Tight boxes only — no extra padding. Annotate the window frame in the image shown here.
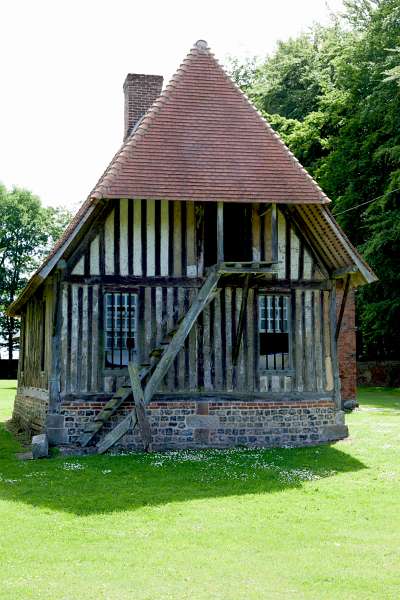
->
[103,290,138,370]
[257,293,293,373]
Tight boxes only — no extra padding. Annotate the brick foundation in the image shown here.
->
[60,396,348,450]
[12,389,48,435]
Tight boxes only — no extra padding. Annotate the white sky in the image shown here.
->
[0,0,343,212]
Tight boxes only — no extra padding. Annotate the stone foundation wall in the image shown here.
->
[12,388,49,435]
[60,395,348,450]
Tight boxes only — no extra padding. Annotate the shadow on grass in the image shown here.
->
[0,421,366,516]
[357,387,400,410]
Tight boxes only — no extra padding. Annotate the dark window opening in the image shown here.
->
[40,301,46,371]
[259,295,290,370]
[224,203,252,262]
[104,292,137,368]
[203,202,217,268]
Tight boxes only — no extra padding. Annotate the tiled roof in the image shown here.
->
[91,40,329,204]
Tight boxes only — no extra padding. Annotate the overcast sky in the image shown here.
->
[0,0,343,212]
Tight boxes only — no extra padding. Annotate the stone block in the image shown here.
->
[47,427,68,445]
[32,434,49,459]
[46,413,65,429]
[187,415,220,429]
[321,424,349,442]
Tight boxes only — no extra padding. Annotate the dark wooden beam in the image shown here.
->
[232,274,250,366]
[271,203,278,263]
[335,275,351,343]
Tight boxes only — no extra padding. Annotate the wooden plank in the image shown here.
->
[66,274,204,287]
[80,286,88,393]
[104,209,114,275]
[119,199,129,276]
[323,290,334,391]
[271,203,278,263]
[70,285,79,393]
[252,203,261,262]
[303,249,312,279]
[186,201,197,276]
[91,285,99,392]
[290,229,300,280]
[61,283,69,393]
[295,289,303,392]
[217,201,224,262]
[90,236,100,275]
[225,287,233,391]
[203,301,212,390]
[128,363,152,451]
[177,287,186,390]
[146,199,156,276]
[97,412,137,454]
[232,274,250,366]
[173,201,182,276]
[160,200,169,276]
[314,290,324,392]
[195,204,204,277]
[335,275,351,342]
[277,209,286,278]
[213,290,223,390]
[188,288,198,391]
[133,199,142,275]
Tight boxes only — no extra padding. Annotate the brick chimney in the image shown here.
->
[123,74,163,140]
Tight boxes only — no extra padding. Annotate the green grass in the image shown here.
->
[0,381,399,600]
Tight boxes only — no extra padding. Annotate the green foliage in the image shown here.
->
[0,185,71,358]
[229,0,400,359]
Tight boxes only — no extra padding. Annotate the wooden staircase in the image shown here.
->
[78,269,221,452]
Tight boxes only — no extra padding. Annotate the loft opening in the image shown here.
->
[203,202,253,267]
[258,294,290,370]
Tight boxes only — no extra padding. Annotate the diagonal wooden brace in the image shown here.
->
[96,269,221,454]
[128,362,152,451]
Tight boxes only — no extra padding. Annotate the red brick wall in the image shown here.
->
[123,74,163,140]
[336,283,357,402]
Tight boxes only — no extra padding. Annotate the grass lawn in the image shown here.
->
[0,381,399,599]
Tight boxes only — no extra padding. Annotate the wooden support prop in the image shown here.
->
[335,275,351,343]
[97,270,221,452]
[128,362,152,451]
[217,201,224,262]
[96,412,137,455]
[232,274,250,366]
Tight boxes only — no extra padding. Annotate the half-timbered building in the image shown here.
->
[8,40,376,452]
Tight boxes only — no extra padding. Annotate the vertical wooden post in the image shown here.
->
[48,268,64,413]
[271,203,278,263]
[329,284,342,409]
[217,201,224,263]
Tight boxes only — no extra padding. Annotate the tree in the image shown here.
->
[0,185,71,359]
[229,0,400,359]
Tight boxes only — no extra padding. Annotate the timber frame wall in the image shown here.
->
[14,198,351,445]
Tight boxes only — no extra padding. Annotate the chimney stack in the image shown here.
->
[123,74,163,140]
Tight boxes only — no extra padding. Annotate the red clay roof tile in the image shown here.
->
[91,40,329,204]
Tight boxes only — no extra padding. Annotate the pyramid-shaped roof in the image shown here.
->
[92,40,329,204]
